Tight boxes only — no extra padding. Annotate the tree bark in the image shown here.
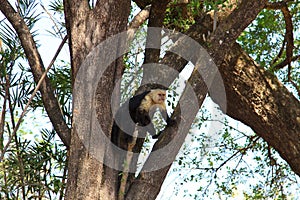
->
[125,0,299,196]
[63,0,131,199]
[2,0,299,199]
[216,43,300,176]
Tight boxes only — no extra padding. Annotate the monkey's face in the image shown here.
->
[152,90,166,104]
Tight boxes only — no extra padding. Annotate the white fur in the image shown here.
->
[139,89,166,112]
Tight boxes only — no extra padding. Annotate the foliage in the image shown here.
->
[0,0,300,199]
[48,61,72,125]
[46,0,66,38]
[0,0,68,199]
[0,130,67,199]
[237,1,300,98]
[164,105,300,199]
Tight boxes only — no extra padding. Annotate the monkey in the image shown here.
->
[112,89,174,147]
[129,89,172,138]
[111,89,176,194]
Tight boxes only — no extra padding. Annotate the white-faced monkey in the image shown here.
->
[112,89,174,147]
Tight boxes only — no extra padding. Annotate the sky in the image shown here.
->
[1,1,300,199]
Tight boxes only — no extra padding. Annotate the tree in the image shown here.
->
[0,0,299,199]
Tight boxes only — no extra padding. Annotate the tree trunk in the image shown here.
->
[2,0,299,199]
[63,0,131,199]
[63,0,300,199]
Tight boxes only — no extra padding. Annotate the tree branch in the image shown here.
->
[0,0,71,147]
[270,37,286,67]
[267,2,295,87]
[273,55,300,70]
[128,5,151,41]
[126,0,299,198]
[218,42,300,175]
[265,0,294,10]
[193,0,300,177]
[143,0,171,64]
[208,0,268,67]
[128,6,151,30]
[280,3,294,79]
[0,35,69,161]
[0,75,9,150]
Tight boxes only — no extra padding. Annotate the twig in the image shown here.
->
[0,35,68,161]
[270,37,286,66]
[0,75,9,150]
[202,136,260,195]
[289,80,300,97]
[6,74,26,199]
[272,55,300,70]
[118,124,139,200]
[39,1,64,39]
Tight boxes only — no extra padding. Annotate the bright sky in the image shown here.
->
[1,1,299,199]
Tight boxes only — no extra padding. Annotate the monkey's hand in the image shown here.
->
[166,117,176,126]
[152,132,161,139]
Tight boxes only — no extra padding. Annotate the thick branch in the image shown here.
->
[199,0,300,176]
[128,6,151,30]
[128,5,151,41]
[126,0,269,198]
[63,0,90,80]
[265,0,294,9]
[209,0,268,67]
[219,43,300,175]
[281,3,294,78]
[194,0,300,176]
[143,0,171,64]
[0,0,71,147]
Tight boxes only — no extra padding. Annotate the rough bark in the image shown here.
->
[126,0,300,198]
[218,43,300,176]
[127,2,300,198]
[3,0,299,199]
[143,0,171,64]
[63,0,131,199]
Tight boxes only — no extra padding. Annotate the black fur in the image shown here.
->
[112,90,172,146]
[129,91,151,126]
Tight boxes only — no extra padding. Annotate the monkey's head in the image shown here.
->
[150,89,166,104]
